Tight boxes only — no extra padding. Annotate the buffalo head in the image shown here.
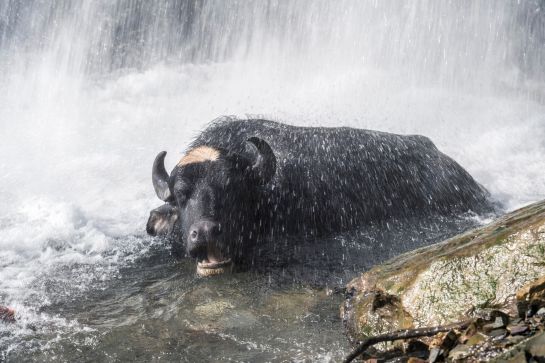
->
[147,137,276,276]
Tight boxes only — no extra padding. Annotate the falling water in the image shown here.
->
[1,1,545,361]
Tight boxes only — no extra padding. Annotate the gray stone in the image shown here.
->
[448,344,470,360]
[508,324,529,335]
[428,348,443,363]
[495,350,528,363]
[342,200,545,337]
[526,331,545,357]
[466,332,488,346]
[484,316,508,332]
[488,328,508,339]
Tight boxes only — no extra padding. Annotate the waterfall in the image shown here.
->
[2,1,544,90]
[0,2,544,358]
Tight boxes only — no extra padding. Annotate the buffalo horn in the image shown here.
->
[152,151,173,202]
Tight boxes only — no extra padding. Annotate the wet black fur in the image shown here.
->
[154,117,495,264]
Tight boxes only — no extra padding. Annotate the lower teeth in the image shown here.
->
[196,264,232,276]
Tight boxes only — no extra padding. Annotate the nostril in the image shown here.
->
[190,229,198,241]
[146,220,156,236]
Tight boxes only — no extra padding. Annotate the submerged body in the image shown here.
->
[148,118,494,275]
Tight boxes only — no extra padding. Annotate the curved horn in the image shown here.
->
[246,137,276,185]
[152,151,173,202]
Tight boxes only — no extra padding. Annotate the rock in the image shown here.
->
[194,300,234,319]
[407,340,429,351]
[525,331,545,357]
[0,306,15,323]
[507,324,529,335]
[466,332,488,346]
[516,275,545,318]
[342,200,545,340]
[484,316,509,332]
[430,330,458,350]
[516,275,545,302]
[492,332,545,362]
[261,289,322,319]
[504,335,526,346]
[406,340,429,358]
[460,321,481,343]
[428,348,443,363]
[407,358,427,363]
[341,290,413,350]
[488,328,507,339]
[448,344,470,360]
[494,350,528,363]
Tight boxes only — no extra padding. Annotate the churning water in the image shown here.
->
[1,1,545,361]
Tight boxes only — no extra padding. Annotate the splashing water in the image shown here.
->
[1,1,544,361]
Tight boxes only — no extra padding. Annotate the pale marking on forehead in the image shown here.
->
[178,146,220,166]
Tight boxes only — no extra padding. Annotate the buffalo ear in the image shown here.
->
[244,137,276,185]
[146,204,179,236]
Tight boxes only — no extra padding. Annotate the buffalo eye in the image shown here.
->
[173,180,192,205]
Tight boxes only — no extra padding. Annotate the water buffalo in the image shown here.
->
[147,118,494,276]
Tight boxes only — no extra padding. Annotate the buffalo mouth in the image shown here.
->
[196,245,233,277]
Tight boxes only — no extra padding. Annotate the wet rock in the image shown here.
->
[492,332,545,362]
[466,332,488,346]
[261,289,322,322]
[405,340,429,359]
[0,306,15,323]
[342,290,413,350]
[459,320,482,343]
[448,344,470,360]
[488,328,508,339]
[525,331,545,357]
[494,350,528,363]
[507,324,529,335]
[407,358,427,363]
[504,335,526,346]
[194,300,234,319]
[428,348,443,363]
[516,275,545,302]
[469,308,510,322]
[429,330,458,351]
[342,200,545,337]
[341,200,545,362]
[484,316,509,332]
[218,310,258,329]
[511,317,523,325]
[516,275,545,319]
[344,308,544,362]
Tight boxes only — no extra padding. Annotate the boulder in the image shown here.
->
[342,200,545,343]
[492,332,545,362]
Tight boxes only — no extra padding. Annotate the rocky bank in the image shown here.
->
[342,200,545,362]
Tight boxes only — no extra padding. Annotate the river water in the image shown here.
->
[1,1,545,361]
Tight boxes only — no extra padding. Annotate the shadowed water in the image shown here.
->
[0,213,483,361]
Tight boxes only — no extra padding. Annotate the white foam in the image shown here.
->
[1,61,543,309]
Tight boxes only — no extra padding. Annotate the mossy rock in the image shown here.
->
[342,200,545,342]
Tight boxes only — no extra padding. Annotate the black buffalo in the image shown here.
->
[147,118,493,276]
